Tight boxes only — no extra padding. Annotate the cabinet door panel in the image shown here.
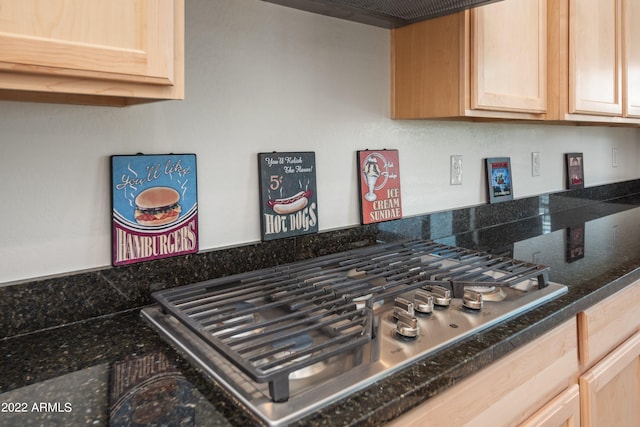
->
[580,331,640,427]
[519,384,580,427]
[0,0,175,86]
[624,0,640,117]
[569,0,622,116]
[472,0,546,113]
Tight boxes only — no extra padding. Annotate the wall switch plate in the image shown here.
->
[531,152,540,176]
[450,155,463,185]
[532,251,541,264]
[612,148,618,167]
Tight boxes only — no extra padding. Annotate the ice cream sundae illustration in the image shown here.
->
[363,155,382,201]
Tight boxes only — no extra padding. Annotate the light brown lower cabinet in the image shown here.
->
[519,384,580,427]
[575,279,640,427]
[577,280,640,368]
[386,318,578,427]
[579,331,640,427]
[387,280,640,427]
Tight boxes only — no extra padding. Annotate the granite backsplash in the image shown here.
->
[2,179,640,339]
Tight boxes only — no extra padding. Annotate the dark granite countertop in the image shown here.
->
[2,182,640,426]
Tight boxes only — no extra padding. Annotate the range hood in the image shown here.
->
[261,0,503,28]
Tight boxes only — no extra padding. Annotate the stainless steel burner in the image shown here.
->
[464,285,506,302]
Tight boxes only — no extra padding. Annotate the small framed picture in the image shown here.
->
[111,153,199,266]
[565,224,585,263]
[565,153,584,189]
[485,157,513,203]
[357,149,402,224]
[258,151,318,241]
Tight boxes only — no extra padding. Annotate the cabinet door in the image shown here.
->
[391,1,546,120]
[471,0,546,113]
[569,0,622,116]
[0,0,183,104]
[623,0,640,117]
[580,331,640,427]
[519,385,580,427]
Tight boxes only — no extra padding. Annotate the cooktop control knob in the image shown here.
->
[393,297,419,338]
[462,289,483,310]
[393,297,415,318]
[425,285,451,307]
[394,310,419,338]
[414,290,434,314]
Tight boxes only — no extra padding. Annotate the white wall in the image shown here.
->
[1,0,638,285]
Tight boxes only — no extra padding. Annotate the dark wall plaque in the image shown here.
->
[566,152,584,190]
[486,157,514,203]
[258,152,318,241]
[566,224,585,263]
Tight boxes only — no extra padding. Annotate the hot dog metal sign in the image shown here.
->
[111,154,198,266]
[258,152,318,241]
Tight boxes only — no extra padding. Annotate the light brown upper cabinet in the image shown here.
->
[546,0,640,123]
[0,0,184,106]
[569,0,621,117]
[624,0,640,118]
[391,0,547,120]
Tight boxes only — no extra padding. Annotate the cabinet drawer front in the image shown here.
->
[388,319,578,427]
[578,280,640,368]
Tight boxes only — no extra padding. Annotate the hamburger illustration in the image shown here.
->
[134,187,182,226]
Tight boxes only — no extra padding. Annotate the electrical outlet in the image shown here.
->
[531,152,540,176]
[612,148,618,167]
[450,155,463,185]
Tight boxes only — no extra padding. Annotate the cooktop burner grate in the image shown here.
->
[150,239,551,402]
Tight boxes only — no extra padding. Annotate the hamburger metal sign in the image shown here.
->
[111,154,198,266]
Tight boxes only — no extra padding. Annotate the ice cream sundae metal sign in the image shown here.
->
[357,149,402,225]
[258,152,318,241]
[111,154,198,266]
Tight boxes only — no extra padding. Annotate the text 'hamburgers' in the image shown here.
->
[134,187,182,226]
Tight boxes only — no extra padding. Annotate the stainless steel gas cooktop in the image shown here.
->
[142,239,567,426]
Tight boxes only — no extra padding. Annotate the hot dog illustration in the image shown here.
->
[267,189,313,214]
